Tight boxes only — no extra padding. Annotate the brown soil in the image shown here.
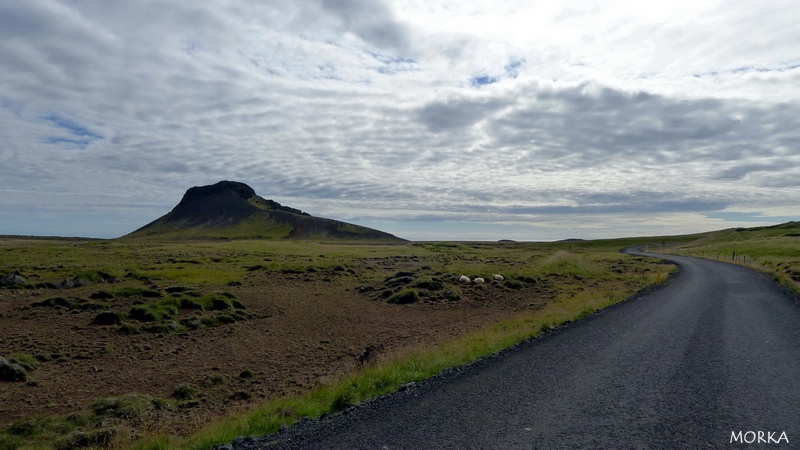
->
[0,261,554,437]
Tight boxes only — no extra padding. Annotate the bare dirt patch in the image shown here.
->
[0,246,561,439]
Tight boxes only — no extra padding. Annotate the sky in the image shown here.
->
[1,0,799,241]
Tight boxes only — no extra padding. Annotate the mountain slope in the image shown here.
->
[123,181,405,241]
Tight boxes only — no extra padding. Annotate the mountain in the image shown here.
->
[122,181,405,241]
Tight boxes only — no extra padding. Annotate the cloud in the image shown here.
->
[416,94,510,132]
[316,0,410,52]
[1,0,799,240]
[704,212,800,223]
[484,82,798,168]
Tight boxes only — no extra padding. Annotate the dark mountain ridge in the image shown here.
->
[123,181,405,241]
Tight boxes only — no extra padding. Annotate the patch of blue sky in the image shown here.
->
[377,65,417,75]
[370,52,418,75]
[44,114,102,139]
[504,59,524,78]
[696,60,800,78]
[731,62,800,74]
[470,75,498,88]
[704,212,799,223]
[368,51,415,65]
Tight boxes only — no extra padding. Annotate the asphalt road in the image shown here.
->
[231,251,800,449]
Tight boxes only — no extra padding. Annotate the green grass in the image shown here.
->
[123,215,294,241]
[0,394,169,449]
[387,288,419,304]
[122,292,246,334]
[651,221,800,292]
[7,353,39,372]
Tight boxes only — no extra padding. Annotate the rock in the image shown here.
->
[181,317,202,330]
[0,357,28,382]
[92,312,122,326]
[57,279,75,289]
[232,436,260,446]
[228,281,243,286]
[0,274,26,287]
[358,344,385,365]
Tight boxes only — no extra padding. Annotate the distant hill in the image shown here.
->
[122,181,405,241]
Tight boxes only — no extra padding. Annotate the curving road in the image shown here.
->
[231,251,800,449]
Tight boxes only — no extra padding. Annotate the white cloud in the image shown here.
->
[0,0,798,240]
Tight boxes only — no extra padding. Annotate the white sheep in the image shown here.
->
[473,277,485,284]
[459,275,470,284]
[493,274,504,281]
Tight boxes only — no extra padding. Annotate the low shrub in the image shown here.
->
[516,275,539,283]
[200,316,222,328]
[504,279,524,290]
[112,287,162,299]
[74,270,116,284]
[117,323,140,335]
[172,385,199,400]
[217,314,236,325]
[31,297,72,308]
[90,394,154,419]
[179,298,205,310]
[5,416,66,437]
[209,374,226,386]
[164,286,194,294]
[91,311,122,326]
[385,276,415,287]
[387,289,419,304]
[442,289,462,301]
[209,298,233,312]
[228,391,251,401]
[181,317,202,330]
[54,428,116,450]
[7,353,38,371]
[128,305,160,322]
[414,278,444,291]
[171,293,243,313]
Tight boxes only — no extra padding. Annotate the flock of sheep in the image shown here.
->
[459,274,504,285]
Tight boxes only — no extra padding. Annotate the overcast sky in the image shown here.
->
[1,0,798,241]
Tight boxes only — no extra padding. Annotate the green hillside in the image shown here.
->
[122,181,405,242]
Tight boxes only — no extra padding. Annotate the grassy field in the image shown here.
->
[0,235,687,449]
[648,221,800,292]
